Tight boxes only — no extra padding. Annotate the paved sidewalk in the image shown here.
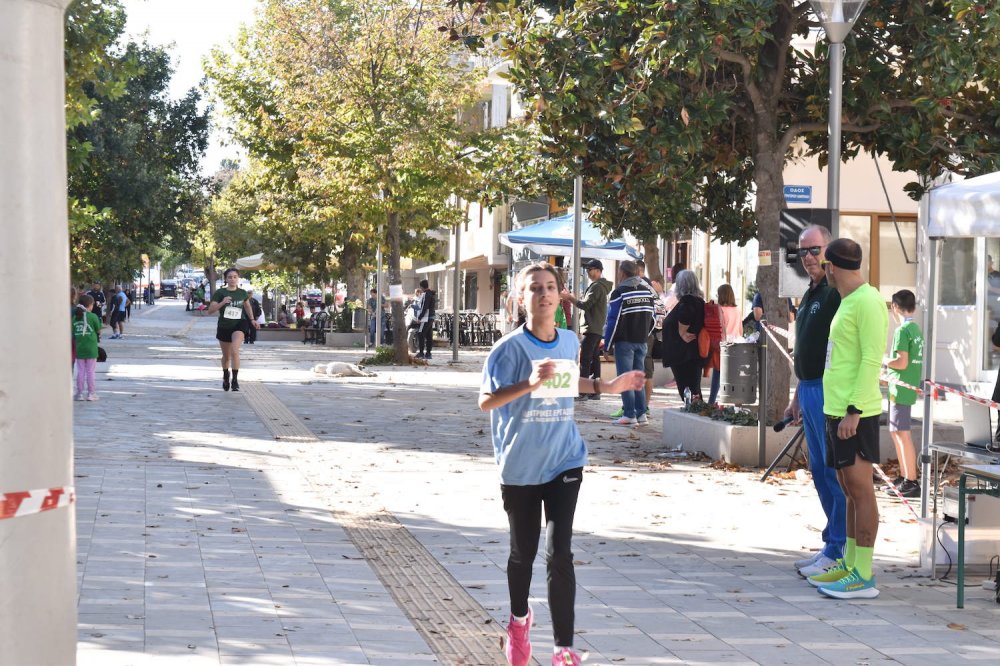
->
[73,300,1000,665]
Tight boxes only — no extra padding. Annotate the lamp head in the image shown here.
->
[808,0,869,43]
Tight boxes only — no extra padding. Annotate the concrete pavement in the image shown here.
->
[70,299,1000,665]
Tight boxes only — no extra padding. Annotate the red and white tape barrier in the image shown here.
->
[765,323,790,339]
[872,464,920,519]
[924,380,1000,410]
[1,486,75,521]
[761,324,795,368]
[880,373,925,396]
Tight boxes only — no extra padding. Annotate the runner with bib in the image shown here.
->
[207,268,258,392]
[479,261,644,666]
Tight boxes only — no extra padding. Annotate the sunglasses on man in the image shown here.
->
[799,246,823,257]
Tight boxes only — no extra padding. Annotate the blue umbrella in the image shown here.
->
[499,212,640,260]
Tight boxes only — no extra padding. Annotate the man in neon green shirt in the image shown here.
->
[814,239,888,600]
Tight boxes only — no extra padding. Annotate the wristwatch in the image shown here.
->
[846,404,863,415]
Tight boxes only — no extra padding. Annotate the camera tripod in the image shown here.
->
[760,425,807,482]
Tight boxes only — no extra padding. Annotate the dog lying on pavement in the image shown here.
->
[312,361,377,378]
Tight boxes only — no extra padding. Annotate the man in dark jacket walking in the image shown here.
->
[603,260,655,425]
[415,279,436,360]
[560,259,612,399]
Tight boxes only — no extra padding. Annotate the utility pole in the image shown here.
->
[0,2,78,664]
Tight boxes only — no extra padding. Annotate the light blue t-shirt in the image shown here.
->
[480,326,587,486]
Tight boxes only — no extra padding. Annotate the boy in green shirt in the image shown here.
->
[885,289,923,498]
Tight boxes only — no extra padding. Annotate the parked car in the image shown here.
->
[304,289,324,308]
[159,279,178,298]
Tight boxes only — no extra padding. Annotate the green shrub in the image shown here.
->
[682,398,758,426]
[335,308,353,333]
[361,345,396,366]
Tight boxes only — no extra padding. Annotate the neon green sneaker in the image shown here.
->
[807,558,849,588]
[610,408,624,418]
[817,568,879,599]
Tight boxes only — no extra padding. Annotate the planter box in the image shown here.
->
[662,409,795,467]
[325,332,365,348]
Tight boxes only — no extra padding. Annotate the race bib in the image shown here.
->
[530,359,579,399]
[224,305,243,320]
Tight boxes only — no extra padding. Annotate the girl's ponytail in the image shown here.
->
[76,293,95,322]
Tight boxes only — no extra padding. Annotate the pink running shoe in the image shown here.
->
[504,607,532,666]
[553,647,582,665]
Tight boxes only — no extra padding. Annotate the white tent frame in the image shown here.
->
[920,172,1000,574]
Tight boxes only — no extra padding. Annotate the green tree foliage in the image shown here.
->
[206,0,482,362]
[66,0,210,283]
[460,0,1000,418]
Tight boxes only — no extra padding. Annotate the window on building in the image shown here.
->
[464,272,478,311]
[939,238,976,306]
[878,216,917,300]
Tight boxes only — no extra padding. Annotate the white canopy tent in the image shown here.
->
[926,171,1000,237]
[920,171,1000,522]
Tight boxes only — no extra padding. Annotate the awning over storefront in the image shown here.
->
[499,212,641,260]
[414,255,495,274]
[927,172,1000,238]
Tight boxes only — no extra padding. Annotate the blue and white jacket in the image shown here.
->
[603,277,655,347]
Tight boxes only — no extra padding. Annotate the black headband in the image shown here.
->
[825,249,862,270]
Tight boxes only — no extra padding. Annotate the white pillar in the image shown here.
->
[0,1,78,664]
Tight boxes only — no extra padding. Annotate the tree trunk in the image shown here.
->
[386,210,410,364]
[753,133,791,425]
[642,239,663,283]
[205,258,217,299]
[342,243,365,331]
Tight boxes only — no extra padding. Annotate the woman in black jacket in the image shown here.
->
[661,270,705,401]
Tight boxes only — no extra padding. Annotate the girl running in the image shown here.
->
[206,268,258,391]
[72,294,102,401]
[479,262,644,666]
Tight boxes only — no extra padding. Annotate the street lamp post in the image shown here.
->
[807,0,869,237]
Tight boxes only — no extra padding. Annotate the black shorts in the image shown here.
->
[110,310,126,325]
[825,414,881,469]
[216,325,247,343]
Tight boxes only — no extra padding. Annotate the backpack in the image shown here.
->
[699,301,723,359]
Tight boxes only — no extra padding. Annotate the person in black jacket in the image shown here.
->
[244,289,263,344]
[416,279,436,359]
[661,269,706,401]
[603,260,655,425]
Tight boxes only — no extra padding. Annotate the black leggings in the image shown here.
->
[670,359,703,401]
[501,467,582,648]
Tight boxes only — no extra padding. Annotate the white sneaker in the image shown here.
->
[636,414,649,425]
[798,554,838,578]
[74,393,85,401]
[794,551,822,570]
[612,416,637,426]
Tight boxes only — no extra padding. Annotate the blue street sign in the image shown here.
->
[784,185,812,203]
